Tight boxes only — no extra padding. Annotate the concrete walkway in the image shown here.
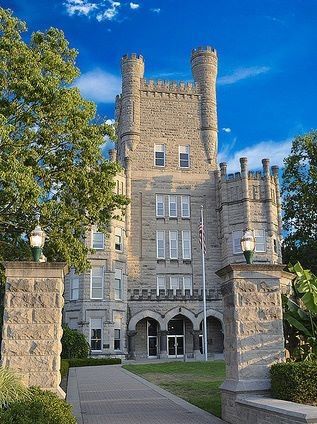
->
[67,364,225,424]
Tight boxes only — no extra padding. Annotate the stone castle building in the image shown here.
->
[63,46,282,359]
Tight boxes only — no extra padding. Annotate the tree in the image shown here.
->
[282,131,317,274]
[0,8,127,272]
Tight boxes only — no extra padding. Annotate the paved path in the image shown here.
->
[67,364,225,424]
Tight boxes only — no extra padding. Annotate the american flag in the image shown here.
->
[199,208,206,255]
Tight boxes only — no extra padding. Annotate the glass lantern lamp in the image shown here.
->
[30,224,46,262]
[240,229,255,264]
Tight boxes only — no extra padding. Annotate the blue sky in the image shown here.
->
[3,0,317,171]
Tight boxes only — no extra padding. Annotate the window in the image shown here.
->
[182,230,191,259]
[179,145,190,168]
[183,276,193,295]
[156,231,165,259]
[114,269,122,300]
[114,329,121,350]
[168,195,177,218]
[156,276,166,295]
[232,230,243,254]
[70,276,79,301]
[90,318,102,351]
[273,239,278,254]
[156,195,165,217]
[92,231,104,250]
[90,267,104,299]
[115,227,123,251]
[169,230,178,259]
[181,195,190,218]
[154,144,165,167]
[255,229,266,252]
[170,276,179,294]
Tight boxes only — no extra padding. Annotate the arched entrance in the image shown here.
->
[134,317,160,359]
[199,316,224,355]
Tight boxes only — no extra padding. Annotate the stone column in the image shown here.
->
[1,262,68,398]
[127,330,137,359]
[216,264,294,424]
[159,330,168,358]
[192,330,202,359]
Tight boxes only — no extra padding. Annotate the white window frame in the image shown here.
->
[90,267,104,299]
[114,268,122,300]
[70,275,79,301]
[168,195,177,218]
[179,145,190,168]
[181,195,190,218]
[170,276,180,294]
[154,144,166,167]
[90,318,102,352]
[156,276,166,295]
[182,276,193,295]
[169,230,178,259]
[232,230,243,254]
[156,230,165,259]
[156,194,165,217]
[115,227,123,252]
[255,229,266,252]
[182,230,192,260]
[92,231,104,250]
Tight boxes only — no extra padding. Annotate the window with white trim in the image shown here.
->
[114,329,121,350]
[156,231,165,259]
[156,276,166,295]
[181,195,190,218]
[114,268,122,300]
[115,227,123,252]
[168,195,177,218]
[154,144,165,167]
[182,276,193,295]
[169,230,178,259]
[92,232,104,250]
[255,229,266,252]
[182,230,191,259]
[156,195,165,217]
[90,318,102,351]
[232,230,243,254]
[170,276,179,294]
[179,145,190,168]
[70,275,79,301]
[90,267,104,299]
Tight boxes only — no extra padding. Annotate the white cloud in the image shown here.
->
[150,8,161,13]
[222,127,231,133]
[64,0,98,16]
[218,66,270,85]
[75,69,121,103]
[130,2,140,9]
[96,1,120,21]
[218,138,292,172]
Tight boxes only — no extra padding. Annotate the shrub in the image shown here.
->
[61,325,89,359]
[0,387,76,424]
[68,357,121,367]
[60,360,70,380]
[271,361,317,405]
[0,367,30,409]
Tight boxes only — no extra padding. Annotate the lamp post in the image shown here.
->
[30,224,46,262]
[240,229,255,264]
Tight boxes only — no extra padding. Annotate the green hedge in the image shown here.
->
[271,362,317,405]
[0,387,76,424]
[61,325,90,359]
[60,360,70,380]
[67,357,121,368]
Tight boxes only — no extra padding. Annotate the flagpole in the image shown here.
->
[200,205,208,361]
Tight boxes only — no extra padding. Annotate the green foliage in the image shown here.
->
[282,131,317,274]
[0,387,76,424]
[60,360,70,380]
[283,262,317,360]
[67,357,121,367]
[61,325,89,359]
[0,367,30,409]
[0,7,128,272]
[271,362,317,405]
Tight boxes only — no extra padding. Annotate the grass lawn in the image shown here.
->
[123,360,225,418]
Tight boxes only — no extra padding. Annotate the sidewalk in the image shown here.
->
[67,364,225,424]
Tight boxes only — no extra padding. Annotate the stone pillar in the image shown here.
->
[216,264,294,424]
[127,330,137,359]
[1,262,67,398]
[159,330,168,358]
[192,330,202,359]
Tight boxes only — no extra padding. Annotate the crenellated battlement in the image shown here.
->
[128,287,222,301]
[219,158,279,183]
[122,53,144,62]
[191,46,217,58]
[140,78,200,94]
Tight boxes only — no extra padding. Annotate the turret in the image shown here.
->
[191,46,218,166]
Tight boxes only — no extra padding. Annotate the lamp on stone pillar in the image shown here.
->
[240,229,255,264]
[30,224,45,262]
